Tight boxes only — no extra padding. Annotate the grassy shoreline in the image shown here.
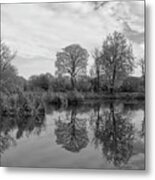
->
[43,91,145,106]
[83,92,145,100]
[1,91,144,117]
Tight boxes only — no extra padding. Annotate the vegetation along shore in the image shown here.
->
[0,31,145,117]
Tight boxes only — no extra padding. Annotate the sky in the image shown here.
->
[1,1,145,79]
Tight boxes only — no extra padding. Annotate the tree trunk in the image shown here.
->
[70,109,77,137]
[110,103,117,165]
[110,86,114,94]
[110,64,116,94]
[96,104,100,130]
[97,69,100,92]
[71,76,75,90]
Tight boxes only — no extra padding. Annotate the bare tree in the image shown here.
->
[101,31,134,94]
[55,44,89,90]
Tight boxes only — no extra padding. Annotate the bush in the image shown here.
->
[43,91,84,107]
[43,92,67,106]
[1,92,46,117]
[120,77,144,92]
[66,91,84,105]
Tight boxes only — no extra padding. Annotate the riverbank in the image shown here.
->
[1,91,145,117]
[43,91,145,106]
[83,92,145,100]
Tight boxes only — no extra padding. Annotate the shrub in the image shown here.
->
[120,77,144,92]
[43,91,84,107]
[43,92,67,106]
[66,91,84,105]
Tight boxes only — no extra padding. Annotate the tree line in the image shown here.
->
[0,31,145,97]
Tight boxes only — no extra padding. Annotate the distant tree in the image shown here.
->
[121,76,144,92]
[101,31,134,94]
[38,74,50,91]
[52,75,71,92]
[55,44,89,90]
[29,73,53,91]
[17,76,28,91]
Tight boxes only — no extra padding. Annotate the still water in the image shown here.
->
[0,100,145,169]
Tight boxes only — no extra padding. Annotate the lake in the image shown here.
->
[0,100,145,170]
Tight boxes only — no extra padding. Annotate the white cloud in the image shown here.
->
[1,1,145,78]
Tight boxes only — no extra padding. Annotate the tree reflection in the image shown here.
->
[141,115,145,138]
[0,133,16,154]
[55,108,89,152]
[0,114,45,154]
[16,114,45,139]
[0,116,16,135]
[0,116,17,156]
[93,103,134,167]
[91,104,104,149]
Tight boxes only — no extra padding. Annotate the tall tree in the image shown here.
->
[101,31,134,93]
[0,42,17,94]
[91,48,102,92]
[0,41,16,73]
[55,44,89,90]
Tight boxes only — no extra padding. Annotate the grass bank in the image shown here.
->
[43,91,145,107]
[1,92,45,117]
[83,92,145,100]
[43,91,84,107]
[1,91,144,116]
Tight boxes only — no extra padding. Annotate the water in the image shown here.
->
[0,100,145,169]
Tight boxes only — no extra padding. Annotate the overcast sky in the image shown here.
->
[1,1,144,79]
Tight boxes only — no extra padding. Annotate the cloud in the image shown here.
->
[1,1,145,78]
[122,21,144,44]
[12,55,53,79]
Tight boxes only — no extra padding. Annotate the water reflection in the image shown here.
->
[92,103,134,167]
[0,114,45,154]
[16,114,45,139]
[0,133,16,154]
[0,101,145,169]
[141,115,145,138]
[55,108,89,152]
